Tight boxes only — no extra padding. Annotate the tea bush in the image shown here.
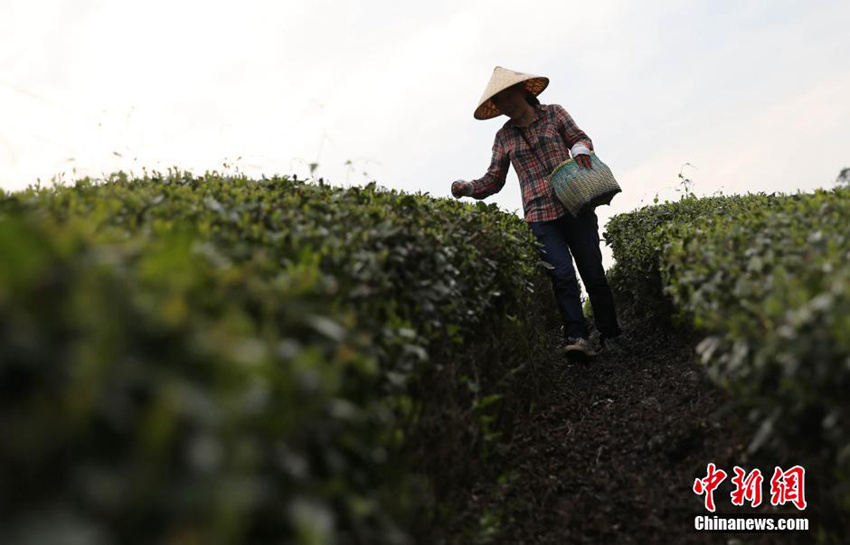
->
[606,187,850,526]
[0,170,559,544]
[604,193,787,317]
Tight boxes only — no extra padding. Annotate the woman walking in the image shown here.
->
[451,66,624,359]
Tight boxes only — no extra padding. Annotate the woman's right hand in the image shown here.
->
[451,180,473,198]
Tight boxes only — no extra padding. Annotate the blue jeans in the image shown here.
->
[528,210,621,341]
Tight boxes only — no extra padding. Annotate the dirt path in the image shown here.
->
[449,307,820,544]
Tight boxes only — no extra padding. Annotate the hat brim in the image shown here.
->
[474,77,549,120]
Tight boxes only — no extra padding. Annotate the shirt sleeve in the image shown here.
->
[552,104,594,155]
[469,131,510,199]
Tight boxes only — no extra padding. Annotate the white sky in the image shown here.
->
[2,0,849,267]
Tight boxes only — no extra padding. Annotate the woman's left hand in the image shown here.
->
[576,154,593,170]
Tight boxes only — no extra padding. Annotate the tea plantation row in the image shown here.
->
[606,187,850,528]
[0,171,560,544]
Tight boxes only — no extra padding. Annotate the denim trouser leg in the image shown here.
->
[529,216,586,339]
[529,210,622,341]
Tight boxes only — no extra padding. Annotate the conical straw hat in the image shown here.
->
[473,66,549,120]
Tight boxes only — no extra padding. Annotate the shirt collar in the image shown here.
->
[506,103,544,129]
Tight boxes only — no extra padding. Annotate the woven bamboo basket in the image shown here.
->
[549,152,621,217]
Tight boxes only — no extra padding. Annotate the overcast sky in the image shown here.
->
[2,0,849,266]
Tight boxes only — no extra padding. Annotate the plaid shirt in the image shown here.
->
[469,103,594,223]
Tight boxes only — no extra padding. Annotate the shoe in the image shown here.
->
[600,335,626,355]
[562,336,597,360]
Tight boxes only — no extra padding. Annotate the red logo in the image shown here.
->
[770,465,807,510]
[693,463,807,511]
[730,466,764,508]
[693,463,727,512]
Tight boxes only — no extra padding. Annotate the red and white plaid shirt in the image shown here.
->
[469,103,594,223]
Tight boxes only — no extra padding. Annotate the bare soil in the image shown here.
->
[435,303,827,544]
